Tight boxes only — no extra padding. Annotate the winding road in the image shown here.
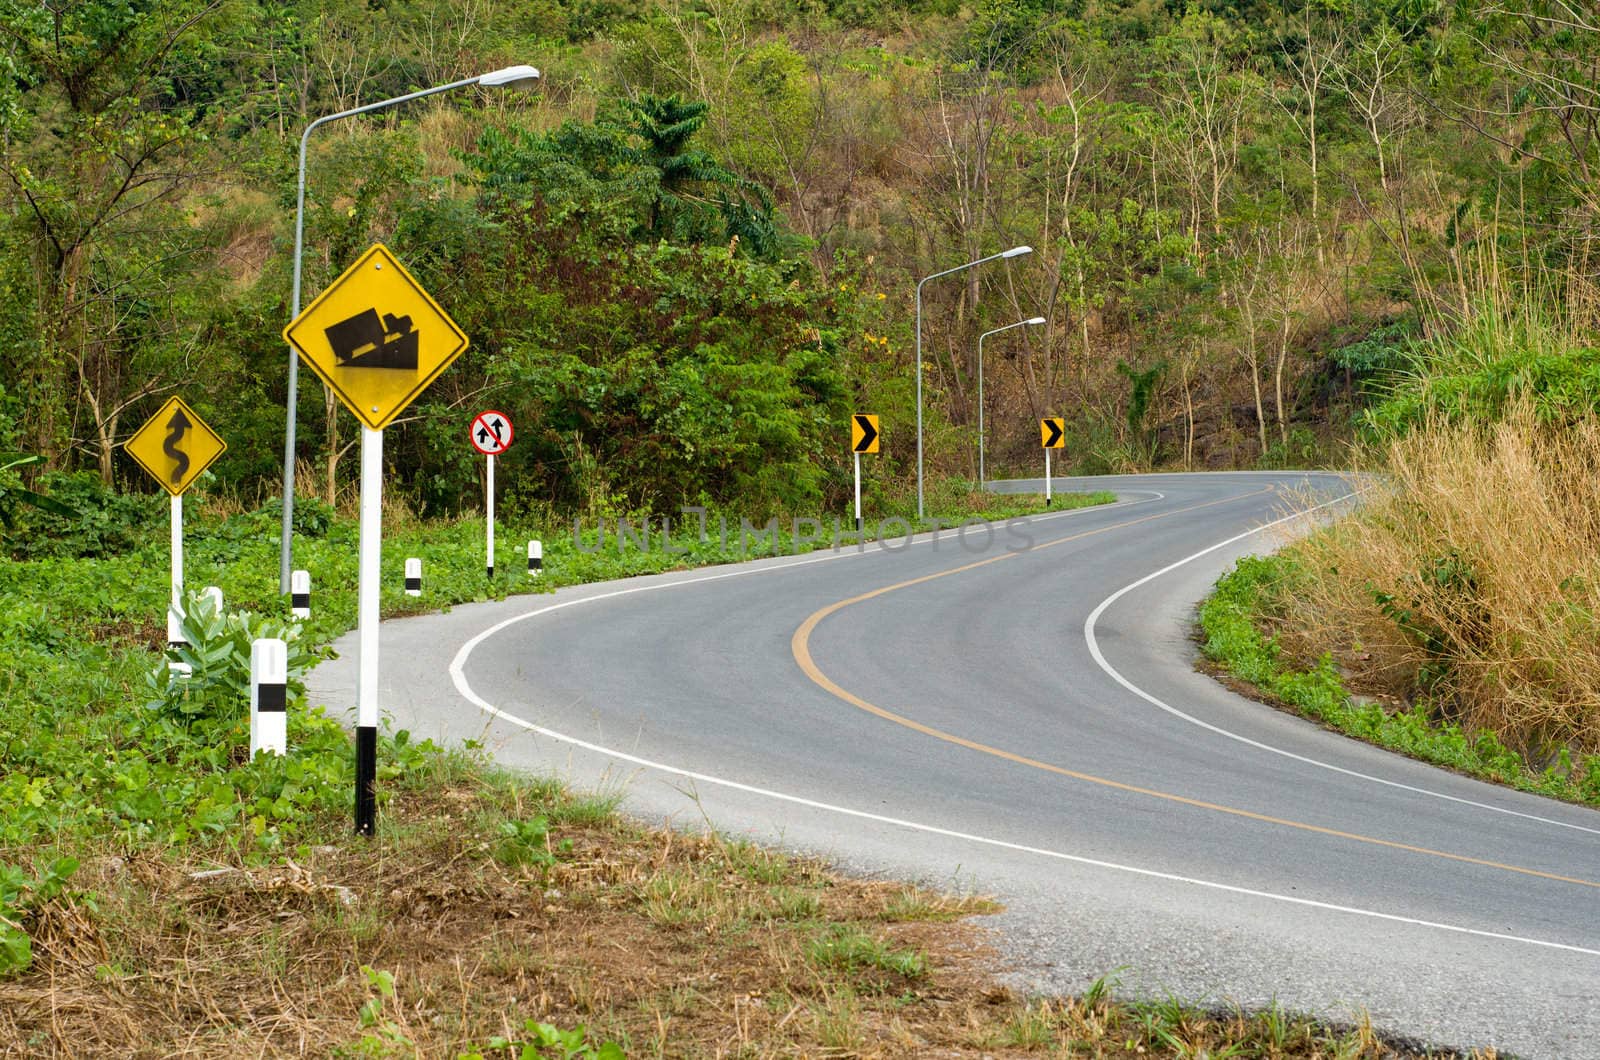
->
[309,472,1600,1058]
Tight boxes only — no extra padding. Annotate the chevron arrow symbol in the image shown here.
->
[852,415,879,453]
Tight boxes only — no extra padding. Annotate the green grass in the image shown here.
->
[1200,553,1600,807]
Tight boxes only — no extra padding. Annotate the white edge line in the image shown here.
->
[445,482,1600,960]
[1082,493,1600,838]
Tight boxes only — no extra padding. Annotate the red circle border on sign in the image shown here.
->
[470,410,514,455]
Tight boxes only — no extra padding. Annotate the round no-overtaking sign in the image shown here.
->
[470,410,513,455]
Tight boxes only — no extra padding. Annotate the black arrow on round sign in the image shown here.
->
[852,415,878,453]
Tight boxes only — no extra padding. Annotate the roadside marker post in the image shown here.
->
[528,539,542,576]
[291,570,311,619]
[470,410,512,580]
[283,242,469,836]
[124,396,227,662]
[1040,417,1065,506]
[201,586,223,614]
[405,557,422,596]
[850,414,879,532]
[250,637,288,758]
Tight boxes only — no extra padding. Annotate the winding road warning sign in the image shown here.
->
[470,410,513,455]
[125,396,227,496]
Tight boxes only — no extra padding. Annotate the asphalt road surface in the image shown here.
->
[309,472,1600,1058]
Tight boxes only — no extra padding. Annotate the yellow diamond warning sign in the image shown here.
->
[125,397,227,496]
[283,244,469,431]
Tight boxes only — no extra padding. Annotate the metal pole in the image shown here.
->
[169,494,184,647]
[978,331,987,487]
[354,425,382,835]
[1045,446,1053,506]
[279,74,500,594]
[854,450,862,533]
[486,452,495,579]
[915,279,924,521]
[974,316,1045,490]
[912,247,1030,520]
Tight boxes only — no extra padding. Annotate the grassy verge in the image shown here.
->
[1200,552,1600,807]
[2,483,1482,1055]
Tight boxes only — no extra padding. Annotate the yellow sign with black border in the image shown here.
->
[283,243,469,431]
[851,414,880,454]
[125,396,227,496]
[1040,417,1066,449]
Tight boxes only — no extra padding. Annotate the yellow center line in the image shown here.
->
[790,488,1600,892]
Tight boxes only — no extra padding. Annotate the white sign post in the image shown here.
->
[355,427,382,833]
[169,495,184,649]
[283,242,471,837]
[470,410,513,580]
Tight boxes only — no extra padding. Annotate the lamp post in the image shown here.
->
[915,245,1031,519]
[976,315,1046,486]
[278,65,541,593]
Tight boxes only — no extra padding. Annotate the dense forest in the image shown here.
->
[2,0,1597,522]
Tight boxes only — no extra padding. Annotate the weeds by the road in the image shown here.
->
[0,745,1481,1056]
[1200,408,1600,804]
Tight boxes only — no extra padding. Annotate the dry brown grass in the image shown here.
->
[1278,405,1600,758]
[0,764,1466,1059]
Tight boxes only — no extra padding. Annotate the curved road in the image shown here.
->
[310,472,1600,1058]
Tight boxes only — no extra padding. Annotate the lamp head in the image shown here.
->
[1001,245,1033,259]
[1026,316,1046,325]
[479,65,541,88]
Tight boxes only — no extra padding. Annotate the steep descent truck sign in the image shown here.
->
[324,308,420,370]
[283,244,468,431]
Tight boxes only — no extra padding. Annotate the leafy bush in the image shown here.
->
[3,470,158,559]
[145,589,321,726]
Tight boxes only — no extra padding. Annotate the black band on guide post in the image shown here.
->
[355,726,377,835]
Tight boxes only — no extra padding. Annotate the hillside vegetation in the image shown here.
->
[4,0,1599,524]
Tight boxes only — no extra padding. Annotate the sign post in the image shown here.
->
[850,414,879,532]
[284,243,468,836]
[125,396,227,654]
[470,410,513,579]
[1040,417,1065,506]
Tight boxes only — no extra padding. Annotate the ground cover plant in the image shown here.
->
[0,488,1483,1056]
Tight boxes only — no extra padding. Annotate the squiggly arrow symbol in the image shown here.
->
[163,407,191,485]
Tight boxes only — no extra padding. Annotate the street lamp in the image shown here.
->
[976,315,1046,486]
[278,65,542,592]
[915,244,1031,519]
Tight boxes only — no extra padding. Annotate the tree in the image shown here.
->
[0,0,226,482]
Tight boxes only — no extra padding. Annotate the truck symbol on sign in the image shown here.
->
[324,308,419,370]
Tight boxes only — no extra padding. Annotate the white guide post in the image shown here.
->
[250,637,288,757]
[291,569,311,619]
[404,557,422,596]
[527,539,542,576]
[853,451,862,533]
[355,426,382,835]
[1045,447,1053,506]
[486,452,495,580]
[200,585,223,615]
